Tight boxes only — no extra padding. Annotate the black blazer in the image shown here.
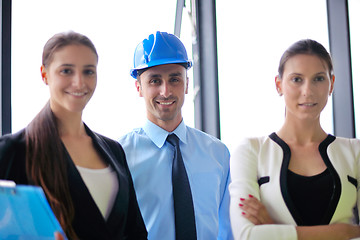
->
[0,125,147,240]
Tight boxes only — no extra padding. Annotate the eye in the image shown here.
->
[84,69,96,76]
[314,76,325,82]
[60,68,73,75]
[291,77,302,83]
[149,78,161,85]
[170,77,180,83]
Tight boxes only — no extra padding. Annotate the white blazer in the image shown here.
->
[229,133,360,240]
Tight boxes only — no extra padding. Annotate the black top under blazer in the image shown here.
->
[0,124,147,240]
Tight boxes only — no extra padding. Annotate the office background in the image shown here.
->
[1,0,359,152]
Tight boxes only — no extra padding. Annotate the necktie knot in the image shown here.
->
[167,133,179,147]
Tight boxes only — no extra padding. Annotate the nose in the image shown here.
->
[302,80,314,97]
[160,82,171,98]
[73,72,85,88]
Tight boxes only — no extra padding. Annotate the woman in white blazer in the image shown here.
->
[229,39,360,240]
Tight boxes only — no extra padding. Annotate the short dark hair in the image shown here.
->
[136,62,189,80]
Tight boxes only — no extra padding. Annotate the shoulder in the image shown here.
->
[332,135,360,147]
[0,129,26,150]
[84,124,123,150]
[0,129,26,177]
[331,135,360,159]
[85,127,126,160]
[118,127,144,142]
[185,126,231,162]
[118,127,153,151]
[95,132,123,151]
[231,135,270,155]
[230,135,275,168]
[229,136,273,179]
[186,126,228,149]
[93,131,117,144]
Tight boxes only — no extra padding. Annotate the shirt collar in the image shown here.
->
[143,119,187,148]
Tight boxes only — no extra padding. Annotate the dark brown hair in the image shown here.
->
[42,31,98,67]
[278,39,333,79]
[25,31,98,239]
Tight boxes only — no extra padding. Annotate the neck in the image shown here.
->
[277,117,327,145]
[52,110,85,137]
[149,117,182,133]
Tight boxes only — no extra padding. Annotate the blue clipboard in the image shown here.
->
[0,180,67,240]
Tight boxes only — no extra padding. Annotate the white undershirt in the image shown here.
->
[76,165,119,220]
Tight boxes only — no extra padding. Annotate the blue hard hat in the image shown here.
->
[130,31,192,79]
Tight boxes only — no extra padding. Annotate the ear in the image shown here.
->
[275,75,283,96]
[41,65,48,85]
[135,80,143,97]
[185,77,189,94]
[329,75,335,96]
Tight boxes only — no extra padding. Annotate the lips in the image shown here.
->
[155,97,176,106]
[158,101,175,105]
[67,91,87,96]
[299,103,317,107]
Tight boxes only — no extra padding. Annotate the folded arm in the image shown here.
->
[240,195,360,240]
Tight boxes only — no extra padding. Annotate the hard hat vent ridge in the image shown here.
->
[130,31,192,79]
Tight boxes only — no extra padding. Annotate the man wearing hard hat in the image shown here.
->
[119,31,232,240]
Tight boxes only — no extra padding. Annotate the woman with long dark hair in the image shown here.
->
[0,31,147,240]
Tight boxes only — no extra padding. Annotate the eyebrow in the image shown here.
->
[148,72,183,78]
[59,64,96,68]
[314,71,327,75]
[290,71,327,76]
[169,72,182,77]
[60,64,74,67]
[84,64,97,68]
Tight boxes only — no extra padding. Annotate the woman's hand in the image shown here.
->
[239,194,274,225]
[54,232,65,240]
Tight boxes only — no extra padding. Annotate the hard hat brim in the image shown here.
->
[130,59,192,79]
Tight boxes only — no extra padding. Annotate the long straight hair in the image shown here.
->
[25,31,98,239]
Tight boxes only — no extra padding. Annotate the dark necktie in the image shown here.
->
[167,134,197,240]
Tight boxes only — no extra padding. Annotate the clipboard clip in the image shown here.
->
[0,180,17,195]
[0,180,16,187]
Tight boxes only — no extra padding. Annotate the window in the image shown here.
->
[12,0,194,140]
[348,0,360,137]
[12,1,336,150]
[216,0,332,151]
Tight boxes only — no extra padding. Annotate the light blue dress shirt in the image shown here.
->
[119,119,233,240]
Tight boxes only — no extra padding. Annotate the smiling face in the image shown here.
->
[276,54,334,123]
[136,64,188,132]
[41,44,98,117]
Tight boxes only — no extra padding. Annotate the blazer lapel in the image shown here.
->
[66,147,110,238]
[84,125,129,236]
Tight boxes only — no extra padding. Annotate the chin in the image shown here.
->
[67,104,87,113]
[158,116,176,122]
